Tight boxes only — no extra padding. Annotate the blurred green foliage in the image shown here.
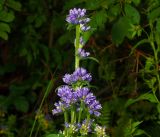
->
[0,0,160,137]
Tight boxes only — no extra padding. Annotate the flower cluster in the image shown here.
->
[52,68,101,117]
[63,67,92,85]
[78,48,90,58]
[51,8,106,137]
[66,8,91,31]
[76,87,101,116]
[94,124,107,137]
[64,119,94,135]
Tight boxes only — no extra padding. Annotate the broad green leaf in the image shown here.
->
[111,16,131,45]
[0,30,8,40]
[125,93,158,108]
[125,4,140,24]
[14,96,29,112]
[133,0,141,6]
[0,11,15,22]
[85,0,101,10]
[10,85,30,96]
[109,4,121,17]
[6,0,21,11]
[64,0,84,10]
[46,134,64,137]
[148,7,160,22]
[101,0,116,9]
[0,23,11,33]
[91,10,107,28]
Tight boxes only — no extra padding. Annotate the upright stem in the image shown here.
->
[78,100,83,123]
[75,25,80,69]
[149,23,160,103]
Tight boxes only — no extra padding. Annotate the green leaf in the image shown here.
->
[0,30,8,40]
[14,96,29,112]
[148,7,160,22]
[10,85,30,96]
[46,134,64,137]
[108,4,121,17]
[133,129,147,136]
[101,0,116,9]
[157,103,160,114]
[0,11,15,22]
[6,0,21,11]
[130,39,150,55]
[125,4,140,24]
[64,0,84,10]
[111,16,131,45]
[0,23,11,33]
[81,57,99,63]
[91,10,107,28]
[85,0,101,10]
[156,18,160,33]
[132,0,141,6]
[125,93,158,108]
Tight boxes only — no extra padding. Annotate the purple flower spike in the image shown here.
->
[66,8,87,24]
[78,48,90,58]
[66,8,91,32]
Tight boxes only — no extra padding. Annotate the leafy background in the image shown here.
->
[0,0,160,137]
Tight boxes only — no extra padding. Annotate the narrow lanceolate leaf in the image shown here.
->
[130,39,150,55]
[81,56,99,63]
[125,93,158,108]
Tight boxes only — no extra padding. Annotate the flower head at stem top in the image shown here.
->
[66,8,91,31]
